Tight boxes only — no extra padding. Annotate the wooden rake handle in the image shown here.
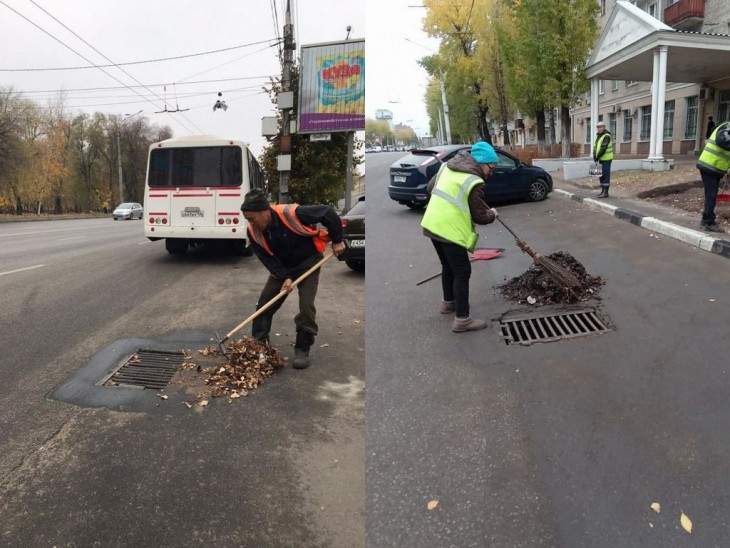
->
[497,217,541,261]
[223,252,336,341]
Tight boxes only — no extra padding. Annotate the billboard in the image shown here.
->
[298,39,365,134]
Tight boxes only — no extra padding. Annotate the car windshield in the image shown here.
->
[117,203,134,209]
[346,200,365,216]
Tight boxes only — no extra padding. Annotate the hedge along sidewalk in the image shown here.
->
[553,188,730,260]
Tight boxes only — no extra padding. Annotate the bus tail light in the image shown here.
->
[218,218,224,225]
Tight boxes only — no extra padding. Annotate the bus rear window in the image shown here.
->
[148,146,243,187]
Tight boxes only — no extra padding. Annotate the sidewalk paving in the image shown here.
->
[551,165,730,259]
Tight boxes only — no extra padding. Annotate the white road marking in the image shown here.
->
[0,264,45,277]
[58,236,84,241]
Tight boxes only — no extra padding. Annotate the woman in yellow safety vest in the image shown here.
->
[421,142,499,333]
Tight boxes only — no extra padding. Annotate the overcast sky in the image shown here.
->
[0,0,364,156]
[366,0,440,139]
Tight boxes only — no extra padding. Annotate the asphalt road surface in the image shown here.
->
[366,151,730,547]
[0,217,364,546]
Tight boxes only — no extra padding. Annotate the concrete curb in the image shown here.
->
[554,188,730,259]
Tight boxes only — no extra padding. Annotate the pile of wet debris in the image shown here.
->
[499,251,603,305]
[179,337,286,400]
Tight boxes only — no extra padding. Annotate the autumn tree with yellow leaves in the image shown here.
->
[421,0,599,155]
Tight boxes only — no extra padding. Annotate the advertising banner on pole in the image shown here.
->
[298,39,365,134]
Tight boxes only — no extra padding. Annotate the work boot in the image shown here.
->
[597,189,609,198]
[701,223,723,233]
[452,316,488,333]
[440,300,455,314]
[292,348,310,369]
[293,329,315,369]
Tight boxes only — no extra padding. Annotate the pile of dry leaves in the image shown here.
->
[183,337,286,399]
[499,251,604,305]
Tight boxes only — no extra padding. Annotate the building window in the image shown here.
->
[609,113,617,140]
[685,96,698,140]
[623,115,633,142]
[663,100,675,140]
[612,80,619,91]
[719,90,730,123]
[585,118,591,143]
[640,106,652,140]
[648,3,656,18]
[599,80,605,95]
[625,80,637,87]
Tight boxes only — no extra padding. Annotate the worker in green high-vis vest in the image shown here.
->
[697,121,730,232]
[594,121,614,198]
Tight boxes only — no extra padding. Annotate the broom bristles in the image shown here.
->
[535,256,581,288]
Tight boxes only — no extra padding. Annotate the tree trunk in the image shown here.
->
[534,108,546,152]
[476,101,491,144]
[501,124,511,148]
[560,105,572,157]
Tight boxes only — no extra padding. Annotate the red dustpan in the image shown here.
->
[718,176,730,203]
[417,248,504,286]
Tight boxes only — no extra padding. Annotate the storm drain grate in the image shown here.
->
[500,308,610,345]
[102,349,184,389]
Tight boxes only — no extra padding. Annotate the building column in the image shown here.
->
[590,78,599,156]
[648,49,660,159]
[653,46,668,159]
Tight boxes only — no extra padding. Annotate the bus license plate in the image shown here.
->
[394,176,406,183]
[349,239,365,247]
[181,211,204,217]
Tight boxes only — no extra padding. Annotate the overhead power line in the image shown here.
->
[0,37,281,72]
[14,75,272,95]
[2,0,198,132]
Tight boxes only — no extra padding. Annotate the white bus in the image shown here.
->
[143,135,265,255]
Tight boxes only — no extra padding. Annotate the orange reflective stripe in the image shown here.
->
[247,224,274,255]
[249,204,330,257]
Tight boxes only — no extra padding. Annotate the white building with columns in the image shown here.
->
[574,0,730,170]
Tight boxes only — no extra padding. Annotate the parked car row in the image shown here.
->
[388,144,553,210]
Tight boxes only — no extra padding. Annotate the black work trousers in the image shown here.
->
[699,168,722,224]
[431,239,472,318]
[251,253,322,347]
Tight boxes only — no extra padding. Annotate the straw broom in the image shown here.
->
[498,218,581,289]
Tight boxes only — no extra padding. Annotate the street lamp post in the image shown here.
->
[117,110,142,203]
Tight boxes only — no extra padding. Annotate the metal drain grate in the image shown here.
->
[102,349,184,389]
[500,308,610,345]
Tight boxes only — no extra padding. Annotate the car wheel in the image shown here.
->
[528,179,549,202]
[405,201,426,210]
[346,260,365,272]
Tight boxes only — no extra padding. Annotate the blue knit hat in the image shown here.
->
[470,141,499,164]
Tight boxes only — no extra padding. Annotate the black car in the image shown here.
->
[388,145,553,209]
[338,196,365,272]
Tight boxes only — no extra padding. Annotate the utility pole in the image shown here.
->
[438,68,452,145]
[116,130,124,204]
[278,0,295,204]
[116,110,142,204]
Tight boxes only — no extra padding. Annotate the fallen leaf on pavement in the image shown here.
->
[320,343,329,348]
[427,500,439,510]
[199,400,209,407]
[650,502,660,513]
[680,511,692,534]
[157,394,168,400]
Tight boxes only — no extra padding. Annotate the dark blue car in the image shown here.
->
[388,145,553,209]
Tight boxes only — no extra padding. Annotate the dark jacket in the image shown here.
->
[251,205,343,280]
[707,119,717,139]
[422,150,496,242]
